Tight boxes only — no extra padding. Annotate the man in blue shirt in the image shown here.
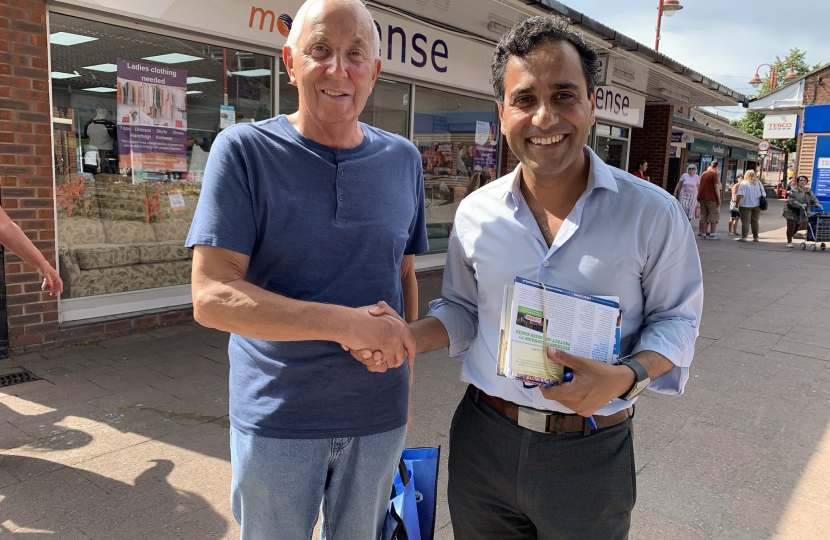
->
[355,14,703,539]
[186,0,428,538]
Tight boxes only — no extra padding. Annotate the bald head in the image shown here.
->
[287,0,380,60]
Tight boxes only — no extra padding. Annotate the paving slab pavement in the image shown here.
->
[1,197,829,539]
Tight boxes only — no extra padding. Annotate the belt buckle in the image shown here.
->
[517,407,550,433]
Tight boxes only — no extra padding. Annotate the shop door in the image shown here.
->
[666,158,681,194]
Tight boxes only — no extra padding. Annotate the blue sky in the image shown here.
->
[564,0,830,120]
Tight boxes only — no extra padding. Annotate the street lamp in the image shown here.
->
[655,0,683,51]
[750,62,798,91]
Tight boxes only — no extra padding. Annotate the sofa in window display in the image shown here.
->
[56,174,199,298]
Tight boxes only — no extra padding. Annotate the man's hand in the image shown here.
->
[538,347,635,417]
[340,302,415,372]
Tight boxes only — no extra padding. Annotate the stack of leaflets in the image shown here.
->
[497,276,621,387]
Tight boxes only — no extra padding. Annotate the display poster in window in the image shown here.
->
[168,192,187,212]
[473,122,498,176]
[116,59,188,178]
[432,142,455,175]
[219,105,236,129]
[815,157,830,199]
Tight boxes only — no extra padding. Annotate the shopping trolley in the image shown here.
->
[802,209,830,251]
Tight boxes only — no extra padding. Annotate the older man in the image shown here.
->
[357,14,703,539]
[186,0,427,538]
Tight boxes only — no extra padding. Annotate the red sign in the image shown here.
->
[758,140,771,151]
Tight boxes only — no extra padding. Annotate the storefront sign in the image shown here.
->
[475,121,490,146]
[671,132,695,144]
[594,86,646,128]
[116,60,187,175]
[689,139,728,157]
[57,0,494,95]
[669,147,680,158]
[730,147,759,162]
[763,114,798,139]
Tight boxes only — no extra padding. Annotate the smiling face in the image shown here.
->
[284,0,380,136]
[498,40,595,184]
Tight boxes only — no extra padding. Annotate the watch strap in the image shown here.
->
[621,358,649,383]
[619,358,649,400]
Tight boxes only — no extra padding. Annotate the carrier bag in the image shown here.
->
[402,447,441,540]
[382,459,421,540]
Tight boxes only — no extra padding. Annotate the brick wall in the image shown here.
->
[630,104,674,190]
[803,64,830,106]
[1,0,57,351]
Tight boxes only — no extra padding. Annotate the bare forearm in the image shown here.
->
[631,350,675,381]
[410,316,450,354]
[193,279,354,343]
[0,220,52,271]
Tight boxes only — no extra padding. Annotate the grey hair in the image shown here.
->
[687,164,698,173]
[286,0,381,60]
[491,15,601,104]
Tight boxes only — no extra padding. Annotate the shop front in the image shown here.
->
[590,85,645,172]
[46,0,501,322]
[688,139,729,182]
[0,0,750,351]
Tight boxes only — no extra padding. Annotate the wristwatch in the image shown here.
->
[618,358,650,401]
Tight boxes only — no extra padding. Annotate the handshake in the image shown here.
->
[340,301,414,372]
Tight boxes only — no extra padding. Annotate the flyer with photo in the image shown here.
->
[498,277,620,387]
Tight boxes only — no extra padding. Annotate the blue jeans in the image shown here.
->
[230,424,407,540]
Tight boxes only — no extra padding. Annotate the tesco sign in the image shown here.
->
[763,114,799,139]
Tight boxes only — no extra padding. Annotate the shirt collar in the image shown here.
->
[505,145,619,210]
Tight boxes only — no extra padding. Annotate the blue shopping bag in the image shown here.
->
[382,459,421,540]
[402,447,440,540]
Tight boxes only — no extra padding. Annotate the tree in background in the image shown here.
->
[731,48,824,174]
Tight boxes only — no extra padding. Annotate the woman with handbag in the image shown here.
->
[674,164,700,222]
[728,172,742,236]
[783,176,821,248]
[735,170,764,242]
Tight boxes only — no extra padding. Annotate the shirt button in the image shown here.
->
[539,406,547,410]
[542,260,550,267]
[339,170,344,176]
[339,195,345,201]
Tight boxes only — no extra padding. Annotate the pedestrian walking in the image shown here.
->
[784,175,821,248]
[0,206,62,296]
[735,169,764,242]
[697,160,722,239]
[632,159,649,181]
[186,0,428,538]
[674,164,700,223]
[728,172,742,236]
[353,15,703,539]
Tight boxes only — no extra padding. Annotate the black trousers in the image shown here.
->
[448,386,635,540]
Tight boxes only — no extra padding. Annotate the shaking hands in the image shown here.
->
[341,301,415,372]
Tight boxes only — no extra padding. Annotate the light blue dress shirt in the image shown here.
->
[427,147,703,415]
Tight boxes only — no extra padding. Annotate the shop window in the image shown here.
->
[594,123,630,172]
[414,87,499,254]
[278,59,411,136]
[50,13,273,301]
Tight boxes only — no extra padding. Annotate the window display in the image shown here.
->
[50,13,273,299]
[413,87,499,254]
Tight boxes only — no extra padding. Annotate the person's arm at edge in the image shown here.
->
[400,254,418,427]
[192,245,415,362]
[0,207,62,295]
